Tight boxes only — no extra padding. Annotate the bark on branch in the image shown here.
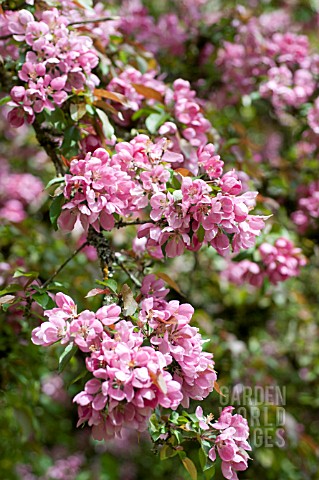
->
[87,227,114,279]
[33,117,65,176]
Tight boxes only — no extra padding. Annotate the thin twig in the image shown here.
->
[115,219,154,229]
[42,242,88,289]
[68,16,120,27]
[0,17,120,41]
[33,118,65,175]
[0,34,12,41]
[114,255,142,287]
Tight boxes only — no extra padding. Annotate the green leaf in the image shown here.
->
[197,224,205,243]
[177,415,189,425]
[160,445,177,460]
[201,439,211,455]
[173,190,183,202]
[136,55,148,74]
[67,369,90,388]
[45,177,65,190]
[0,96,11,106]
[198,448,206,470]
[182,412,198,423]
[49,194,64,231]
[13,270,39,279]
[72,0,94,10]
[171,175,181,190]
[100,278,118,293]
[44,108,67,129]
[32,292,55,309]
[86,104,95,115]
[121,284,138,316]
[132,107,158,121]
[0,284,22,295]
[145,112,169,134]
[96,108,114,139]
[170,411,180,424]
[204,465,215,479]
[61,126,80,157]
[58,343,78,373]
[181,457,197,480]
[173,429,183,444]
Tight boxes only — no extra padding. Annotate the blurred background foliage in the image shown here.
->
[1,0,319,479]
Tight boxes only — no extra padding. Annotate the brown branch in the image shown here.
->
[42,242,88,289]
[115,219,154,229]
[87,227,114,278]
[0,17,120,41]
[32,117,65,176]
[0,34,12,41]
[114,254,141,287]
[68,16,120,27]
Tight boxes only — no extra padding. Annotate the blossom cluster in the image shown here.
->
[216,9,319,125]
[107,68,213,172]
[107,67,167,124]
[0,158,43,223]
[58,138,266,258]
[119,1,187,56]
[16,454,84,480]
[31,275,216,439]
[291,181,319,233]
[223,237,306,287]
[5,8,99,127]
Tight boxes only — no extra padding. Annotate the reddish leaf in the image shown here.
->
[181,457,197,480]
[174,168,192,177]
[131,83,164,103]
[94,89,128,106]
[93,100,118,116]
[155,272,182,295]
[149,370,167,394]
[85,288,111,298]
[214,381,226,397]
[61,155,70,167]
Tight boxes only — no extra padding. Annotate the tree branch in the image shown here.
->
[68,16,120,27]
[87,227,114,279]
[42,242,88,289]
[0,17,120,41]
[0,34,12,41]
[114,254,141,287]
[33,117,65,176]
[115,219,154,229]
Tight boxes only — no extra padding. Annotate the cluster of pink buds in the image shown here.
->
[292,181,319,234]
[223,237,306,287]
[6,9,99,127]
[31,275,217,440]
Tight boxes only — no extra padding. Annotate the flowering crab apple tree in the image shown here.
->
[0,1,311,479]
